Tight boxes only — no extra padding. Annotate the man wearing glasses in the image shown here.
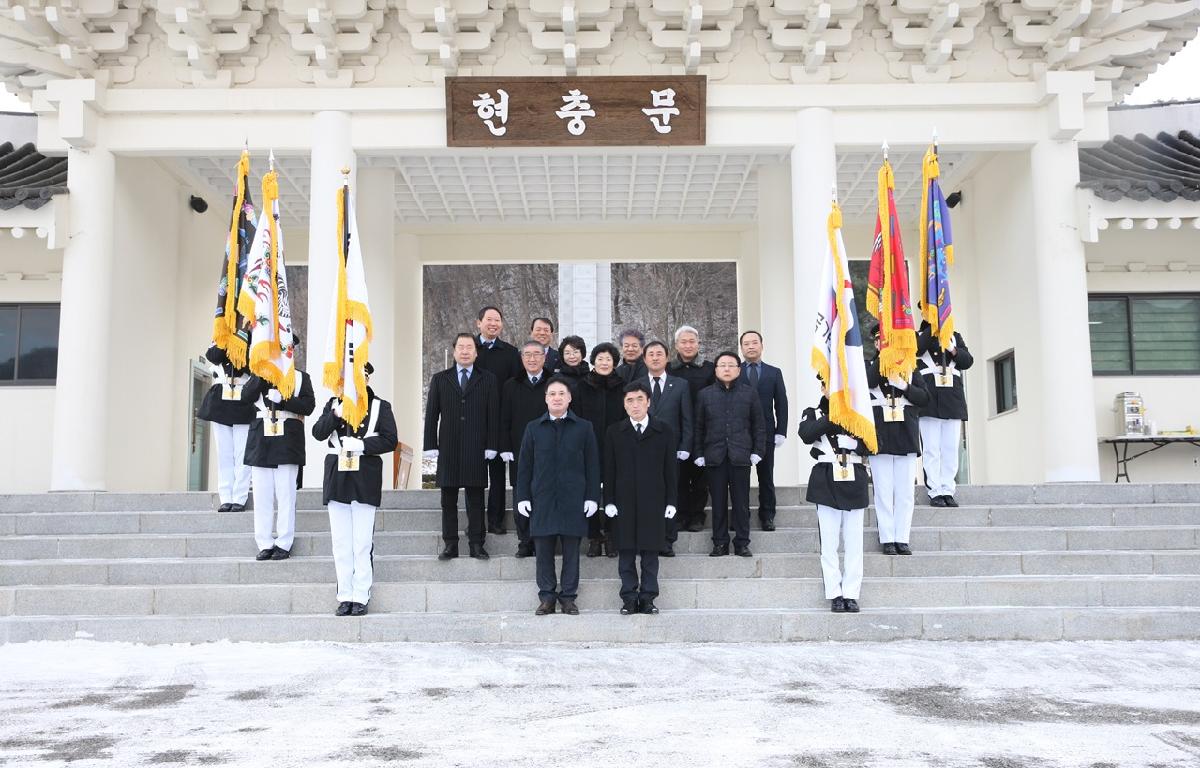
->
[500,340,552,556]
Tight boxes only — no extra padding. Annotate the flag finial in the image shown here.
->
[831,183,838,204]
[341,166,351,178]
[269,149,275,171]
[932,127,939,155]
[881,140,889,161]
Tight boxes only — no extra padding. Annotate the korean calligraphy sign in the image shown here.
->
[445,76,706,147]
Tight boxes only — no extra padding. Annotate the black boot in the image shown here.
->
[881,542,899,555]
[587,538,603,558]
[831,597,847,613]
[604,539,617,558]
[515,541,534,558]
[469,543,490,560]
[895,542,913,555]
[438,543,459,561]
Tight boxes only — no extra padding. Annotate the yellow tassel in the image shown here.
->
[216,151,250,364]
[324,184,350,394]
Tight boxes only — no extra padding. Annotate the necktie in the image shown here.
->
[749,364,760,387]
[460,368,469,389]
[636,423,643,435]
[531,376,539,386]
[653,377,662,400]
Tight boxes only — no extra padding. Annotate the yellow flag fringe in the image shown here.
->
[918,146,957,350]
[239,169,296,400]
[870,160,917,380]
[323,184,374,430]
[213,150,250,368]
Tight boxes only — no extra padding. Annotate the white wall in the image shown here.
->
[1086,232,1200,482]
[0,236,61,491]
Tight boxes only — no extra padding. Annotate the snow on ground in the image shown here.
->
[1,640,1199,767]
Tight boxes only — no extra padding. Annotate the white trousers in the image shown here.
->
[816,504,864,601]
[869,454,917,545]
[919,417,962,498]
[251,465,299,552]
[328,501,377,604]
[213,423,251,505]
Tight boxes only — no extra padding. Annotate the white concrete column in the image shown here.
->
[356,166,396,399]
[1029,139,1101,481]
[50,144,115,490]
[757,164,800,487]
[790,107,837,479]
[557,262,610,344]
[394,233,422,487]
[305,110,356,487]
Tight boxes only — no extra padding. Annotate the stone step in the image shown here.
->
[2,549,1199,587]
[4,504,1198,536]
[4,483,1197,515]
[4,574,1199,617]
[6,606,1197,643]
[1,525,1196,561]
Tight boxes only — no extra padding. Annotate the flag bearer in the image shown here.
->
[866,325,929,555]
[241,369,315,561]
[311,363,397,617]
[799,387,872,613]
[199,344,255,513]
[915,321,973,508]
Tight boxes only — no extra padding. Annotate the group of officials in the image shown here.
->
[200,304,972,617]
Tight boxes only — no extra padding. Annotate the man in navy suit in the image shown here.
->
[642,340,694,557]
[739,330,789,531]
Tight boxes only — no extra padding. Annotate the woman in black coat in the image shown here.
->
[798,392,871,614]
[572,342,626,557]
[555,335,590,389]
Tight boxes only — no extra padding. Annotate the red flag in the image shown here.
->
[866,158,916,379]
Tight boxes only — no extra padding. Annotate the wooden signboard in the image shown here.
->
[445,75,706,147]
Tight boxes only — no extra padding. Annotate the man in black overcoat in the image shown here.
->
[604,381,679,615]
[424,333,500,560]
[515,378,601,616]
[642,340,693,557]
[669,325,716,533]
[475,306,523,533]
[500,340,550,556]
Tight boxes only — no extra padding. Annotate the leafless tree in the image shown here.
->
[611,262,739,358]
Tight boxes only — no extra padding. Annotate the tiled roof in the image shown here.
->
[1079,130,1200,203]
[0,141,67,211]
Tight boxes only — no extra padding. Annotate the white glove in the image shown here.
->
[694,457,705,467]
[267,389,283,404]
[584,501,598,517]
[500,452,514,463]
[836,435,857,450]
[750,454,762,466]
[333,400,343,417]
[665,505,677,519]
[423,449,438,460]
[676,451,689,461]
[887,374,909,390]
[517,500,531,517]
[341,437,364,453]
[605,504,618,518]
[774,434,785,448]
[484,450,497,460]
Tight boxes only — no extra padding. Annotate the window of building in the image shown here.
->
[0,304,60,384]
[992,350,1017,415]
[1088,294,1200,375]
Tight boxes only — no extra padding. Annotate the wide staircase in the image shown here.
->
[0,484,1197,643]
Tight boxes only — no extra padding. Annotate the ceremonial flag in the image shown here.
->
[812,200,878,452]
[866,157,917,379]
[211,150,256,368]
[918,144,956,349]
[322,175,373,430]
[237,167,297,397]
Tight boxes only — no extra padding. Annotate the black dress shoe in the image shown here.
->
[335,601,352,616]
[881,542,899,555]
[929,496,948,507]
[255,548,274,561]
[843,598,860,613]
[659,545,675,558]
[734,545,752,558]
[620,601,638,615]
[227,503,246,513]
[640,600,659,615]
[469,545,490,560]
[349,602,368,616]
[761,519,776,532]
[831,596,847,613]
[535,600,556,616]
[604,540,617,559]
[218,503,232,513]
[709,544,730,557]
[895,542,913,555]
[944,496,959,508]
[559,599,579,615]
[515,542,534,558]
[438,544,459,561]
[487,525,507,535]
[269,546,290,560]
[586,539,603,558]
[684,522,704,533]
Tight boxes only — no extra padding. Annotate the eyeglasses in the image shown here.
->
[521,351,545,358]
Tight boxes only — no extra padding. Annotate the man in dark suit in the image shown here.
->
[530,317,560,373]
[474,306,522,534]
[616,328,648,383]
[425,332,500,561]
[642,340,693,557]
[739,330,789,531]
[668,325,715,533]
[500,340,550,557]
[604,381,678,615]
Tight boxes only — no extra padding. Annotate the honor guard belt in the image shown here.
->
[814,434,864,464]
[869,388,912,409]
[256,401,302,422]
[211,366,249,389]
[327,399,382,454]
[918,351,961,378]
